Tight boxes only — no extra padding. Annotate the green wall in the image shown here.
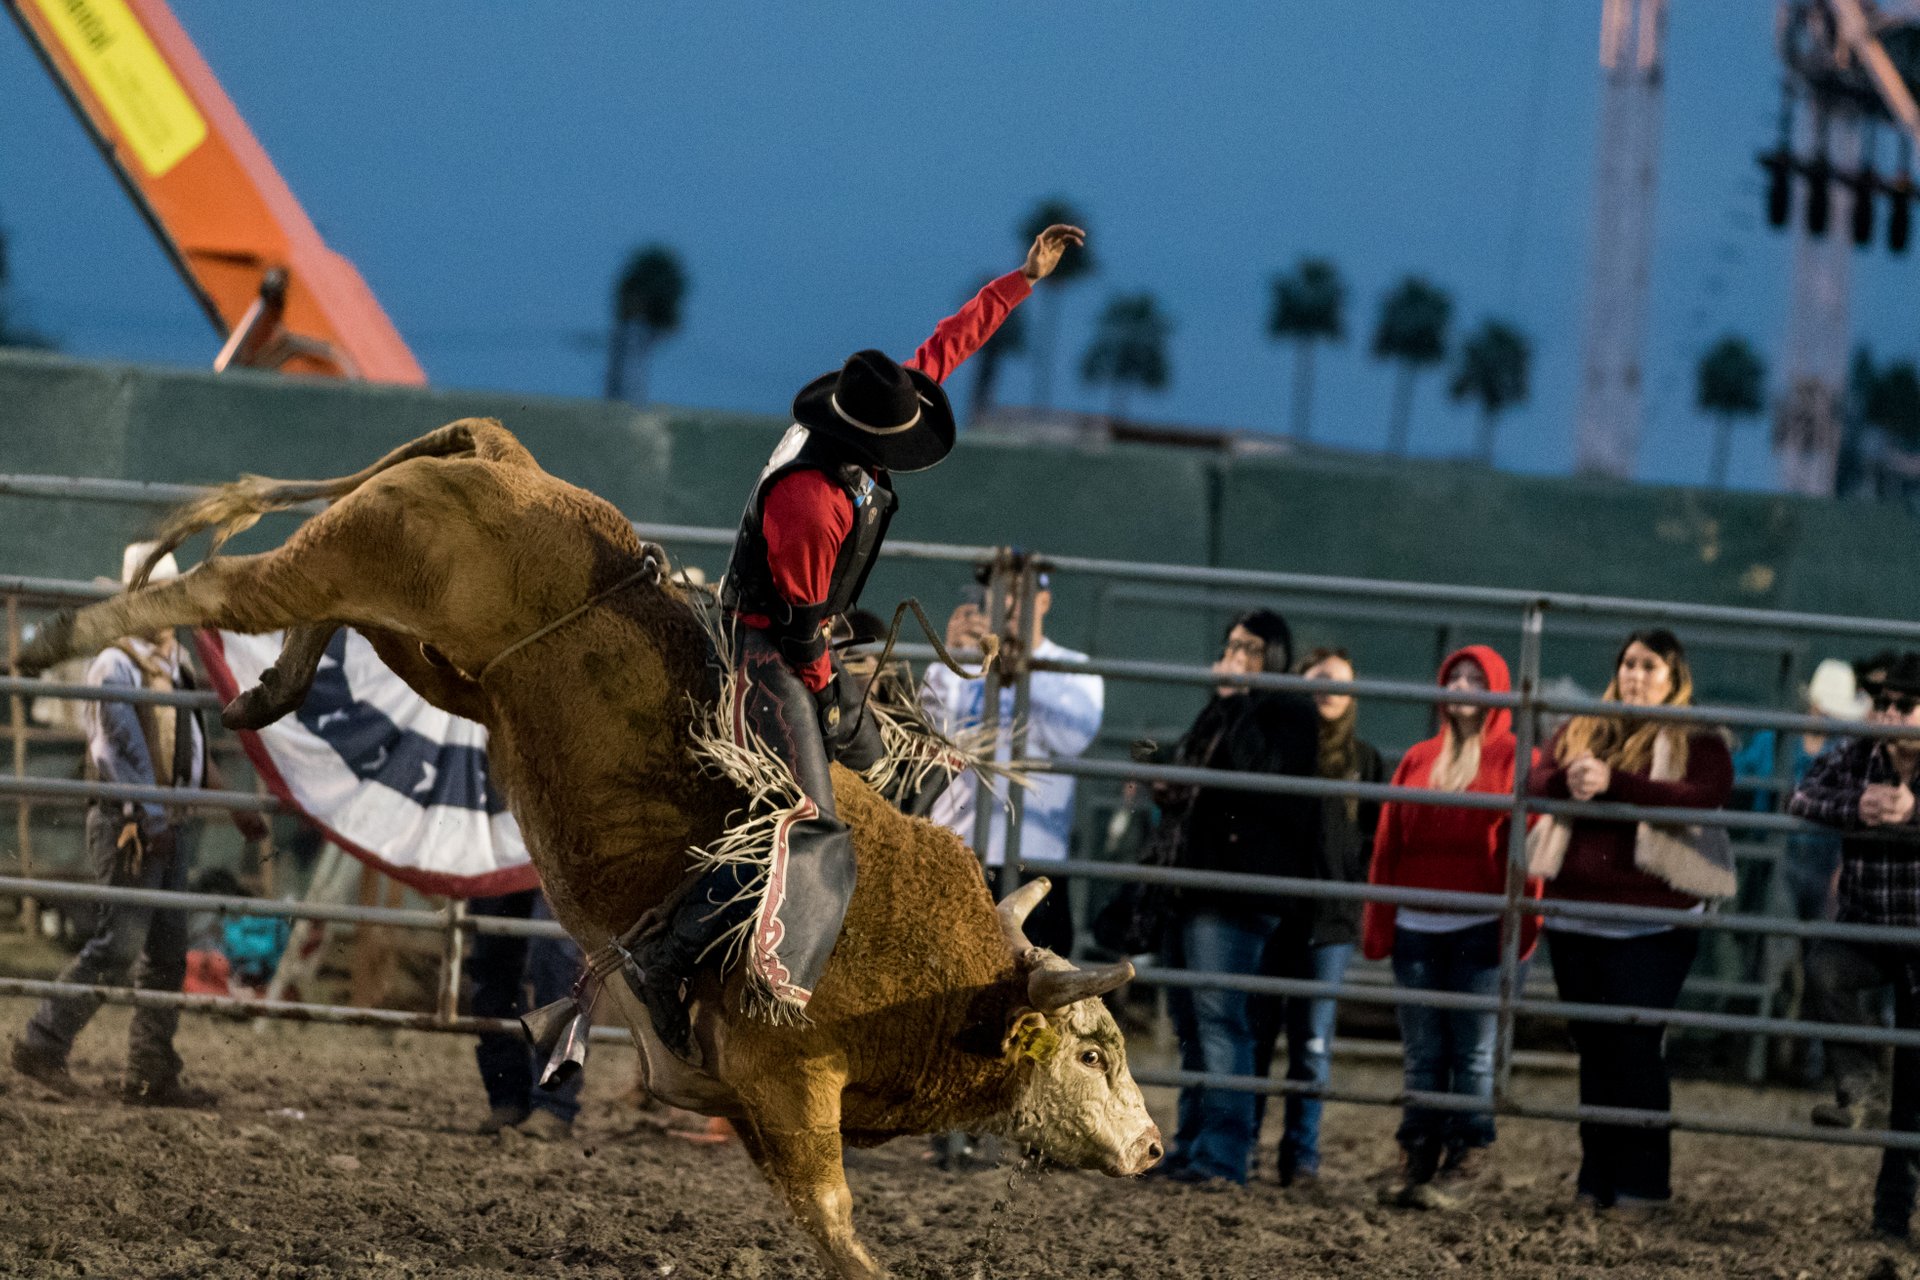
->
[4,346,1916,759]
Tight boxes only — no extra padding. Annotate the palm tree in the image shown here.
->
[1449,319,1531,464]
[605,243,687,405]
[1371,276,1452,455]
[1020,198,1094,410]
[1695,335,1767,486]
[0,226,51,351]
[1267,257,1345,440]
[966,274,1027,427]
[1866,359,1920,452]
[1080,292,1171,420]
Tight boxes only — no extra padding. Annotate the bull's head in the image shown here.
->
[988,878,1163,1177]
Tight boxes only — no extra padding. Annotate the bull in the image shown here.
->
[15,419,1162,1278]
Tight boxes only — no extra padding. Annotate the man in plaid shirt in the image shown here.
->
[1789,651,1920,1237]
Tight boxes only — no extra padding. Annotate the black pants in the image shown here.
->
[1547,927,1698,1203]
[22,810,193,1085]
[469,891,585,1121]
[1869,956,1920,1232]
[665,626,884,1010]
[1807,937,1903,1107]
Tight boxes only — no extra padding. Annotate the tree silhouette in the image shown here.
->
[1267,257,1345,440]
[1371,276,1452,455]
[605,243,687,405]
[0,227,52,351]
[1866,359,1920,452]
[1449,319,1531,464]
[966,273,1027,427]
[1020,198,1094,410]
[1695,335,1767,486]
[1081,292,1171,421]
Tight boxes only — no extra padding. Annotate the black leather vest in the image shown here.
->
[720,426,897,632]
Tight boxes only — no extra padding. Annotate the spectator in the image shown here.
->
[1152,610,1321,1185]
[1365,645,1534,1209]
[1790,651,1920,1162]
[11,543,268,1105]
[923,563,1103,954]
[1733,658,1862,1087]
[1250,646,1386,1187]
[1734,658,1862,919]
[1528,627,1734,1213]
[470,890,588,1140]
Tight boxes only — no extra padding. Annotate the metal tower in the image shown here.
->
[1574,0,1669,479]
[1768,1,1920,496]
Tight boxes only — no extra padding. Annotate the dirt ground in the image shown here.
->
[0,998,1912,1280]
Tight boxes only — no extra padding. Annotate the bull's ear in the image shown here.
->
[1001,1008,1062,1065]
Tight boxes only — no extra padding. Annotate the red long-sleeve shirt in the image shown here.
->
[745,270,1032,689]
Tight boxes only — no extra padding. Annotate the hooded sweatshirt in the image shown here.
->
[1361,645,1541,961]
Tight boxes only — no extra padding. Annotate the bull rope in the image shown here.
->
[473,551,667,684]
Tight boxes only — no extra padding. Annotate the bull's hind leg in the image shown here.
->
[17,552,332,677]
[221,623,340,729]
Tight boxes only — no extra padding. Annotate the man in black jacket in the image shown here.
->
[1154,609,1322,1185]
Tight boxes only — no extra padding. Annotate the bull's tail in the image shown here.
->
[135,417,533,587]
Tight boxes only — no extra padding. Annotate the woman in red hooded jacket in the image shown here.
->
[1364,645,1540,1209]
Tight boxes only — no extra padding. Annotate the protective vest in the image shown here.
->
[720,425,896,669]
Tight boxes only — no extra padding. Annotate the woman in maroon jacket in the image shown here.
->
[1527,628,1734,1211]
[1365,645,1540,1208]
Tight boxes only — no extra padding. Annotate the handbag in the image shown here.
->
[1091,808,1184,956]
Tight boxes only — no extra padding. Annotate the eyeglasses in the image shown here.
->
[1873,692,1919,715]
[1222,639,1265,659]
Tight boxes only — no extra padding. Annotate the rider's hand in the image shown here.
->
[1022,224,1087,283]
[815,675,857,753]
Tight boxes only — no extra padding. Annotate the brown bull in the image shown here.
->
[16,419,1161,1279]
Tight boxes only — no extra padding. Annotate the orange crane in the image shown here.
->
[5,0,423,383]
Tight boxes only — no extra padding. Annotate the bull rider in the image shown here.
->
[632,223,1087,1058]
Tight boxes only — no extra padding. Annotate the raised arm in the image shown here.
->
[906,224,1086,384]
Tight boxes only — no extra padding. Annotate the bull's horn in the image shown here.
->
[1028,958,1135,1012]
[995,876,1051,956]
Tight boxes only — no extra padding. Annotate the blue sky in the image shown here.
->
[3,2,1909,489]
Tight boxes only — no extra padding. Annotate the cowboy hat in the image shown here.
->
[93,541,182,590]
[791,349,955,473]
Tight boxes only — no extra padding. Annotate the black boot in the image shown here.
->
[624,880,745,1066]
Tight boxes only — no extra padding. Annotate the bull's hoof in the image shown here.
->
[222,682,298,731]
[14,609,75,677]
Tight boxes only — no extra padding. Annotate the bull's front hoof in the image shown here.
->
[222,683,297,731]
[14,609,75,677]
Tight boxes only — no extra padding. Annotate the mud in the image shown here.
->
[0,997,1910,1279]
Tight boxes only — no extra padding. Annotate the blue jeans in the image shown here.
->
[1391,919,1505,1152]
[1251,937,1355,1174]
[470,892,585,1122]
[1167,909,1283,1183]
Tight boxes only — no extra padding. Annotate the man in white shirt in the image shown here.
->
[921,565,1103,953]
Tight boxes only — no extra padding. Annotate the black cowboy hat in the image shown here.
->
[792,349,956,473]
[1877,650,1920,697]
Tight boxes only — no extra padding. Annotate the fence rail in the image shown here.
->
[7,476,1920,1159]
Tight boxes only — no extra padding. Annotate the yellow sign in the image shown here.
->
[32,0,207,178]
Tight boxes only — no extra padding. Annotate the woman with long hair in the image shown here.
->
[1365,645,1537,1209]
[1250,647,1385,1186]
[1527,628,1734,1212]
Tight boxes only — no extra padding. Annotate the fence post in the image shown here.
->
[437,898,467,1026]
[1493,600,1544,1102]
[968,549,1011,872]
[999,555,1039,897]
[6,594,32,931]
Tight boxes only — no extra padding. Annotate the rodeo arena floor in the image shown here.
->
[8,473,1920,1280]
